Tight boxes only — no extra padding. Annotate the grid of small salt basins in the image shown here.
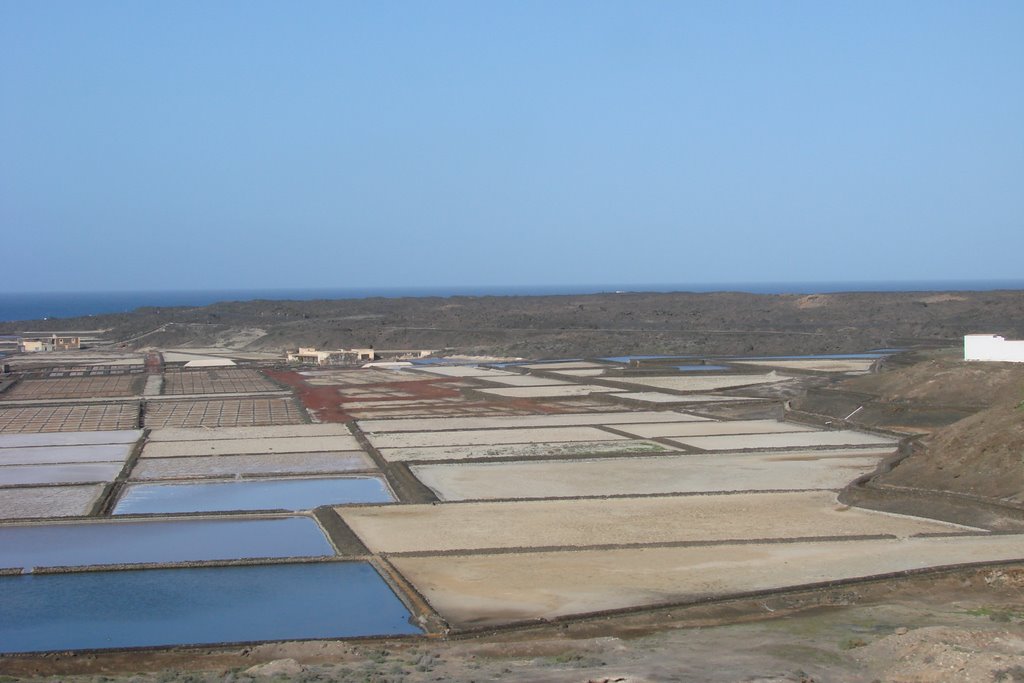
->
[0,402,140,434]
[0,429,142,520]
[117,423,393,513]
[410,359,793,408]
[6,357,1024,651]
[0,423,421,653]
[0,374,145,401]
[340,362,1024,631]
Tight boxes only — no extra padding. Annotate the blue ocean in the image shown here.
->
[1,281,1022,323]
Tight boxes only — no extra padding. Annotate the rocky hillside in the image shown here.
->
[837,354,1024,504]
[877,390,1024,504]
[3,289,1023,358]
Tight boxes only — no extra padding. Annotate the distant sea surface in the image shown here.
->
[2,281,1023,323]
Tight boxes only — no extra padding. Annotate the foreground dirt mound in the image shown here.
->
[851,624,1024,682]
[878,395,1024,504]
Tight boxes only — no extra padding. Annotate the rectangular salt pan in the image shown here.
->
[0,562,420,653]
[113,476,394,514]
[0,517,334,570]
[0,462,124,486]
[131,452,375,480]
[368,426,626,449]
[141,435,362,458]
[0,443,133,465]
[673,431,896,451]
[358,410,706,433]
[0,485,104,520]
[0,430,142,448]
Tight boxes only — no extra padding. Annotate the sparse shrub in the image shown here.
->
[994,665,1024,682]
[838,637,868,650]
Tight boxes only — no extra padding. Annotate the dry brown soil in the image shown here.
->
[816,352,1024,506]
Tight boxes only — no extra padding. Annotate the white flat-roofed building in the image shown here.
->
[964,334,1024,363]
[286,347,377,365]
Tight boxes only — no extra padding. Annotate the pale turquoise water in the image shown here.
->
[0,517,333,570]
[113,476,393,514]
[734,353,890,360]
[600,355,696,363]
[490,358,582,367]
[0,562,420,652]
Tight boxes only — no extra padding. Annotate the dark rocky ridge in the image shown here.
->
[3,290,1022,358]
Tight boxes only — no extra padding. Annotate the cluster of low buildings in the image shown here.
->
[285,346,435,366]
[2,334,81,353]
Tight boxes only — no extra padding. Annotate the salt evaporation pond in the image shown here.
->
[676,365,729,372]
[0,562,420,653]
[600,355,696,363]
[730,352,892,360]
[0,517,333,570]
[113,476,394,514]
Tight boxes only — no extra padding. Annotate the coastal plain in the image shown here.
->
[0,291,1022,681]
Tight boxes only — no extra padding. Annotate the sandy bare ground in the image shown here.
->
[339,491,975,554]
[472,374,572,386]
[672,429,896,451]
[607,418,816,438]
[733,358,877,372]
[366,426,628,449]
[146,424,353,441]
[411,366,516,378]
[604,373,785,392]
[612,391,765,404]
[378,439,672,463]
[141,434,362,457]
[475,384,623,398]
[410,450,893,500]
[357,409,706,432]
[391,535,1024,628]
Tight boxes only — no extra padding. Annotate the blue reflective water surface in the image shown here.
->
[0,517,333,570]
[736,353,890,360]
[0,562,419,653]
[600,355,696,363]
[113,476,393,514]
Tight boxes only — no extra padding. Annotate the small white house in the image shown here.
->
[964,334,1024,363]
[286,347,377,365]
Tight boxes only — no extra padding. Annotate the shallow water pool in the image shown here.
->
[0,562,419,653]
[600,355,696,363]
[0,516,333,570]
[113,476,394,514]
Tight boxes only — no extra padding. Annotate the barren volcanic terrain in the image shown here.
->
[2,290,1023,682]
[4,289,1023,358]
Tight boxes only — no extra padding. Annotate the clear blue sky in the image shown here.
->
[2,1,1022,292]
